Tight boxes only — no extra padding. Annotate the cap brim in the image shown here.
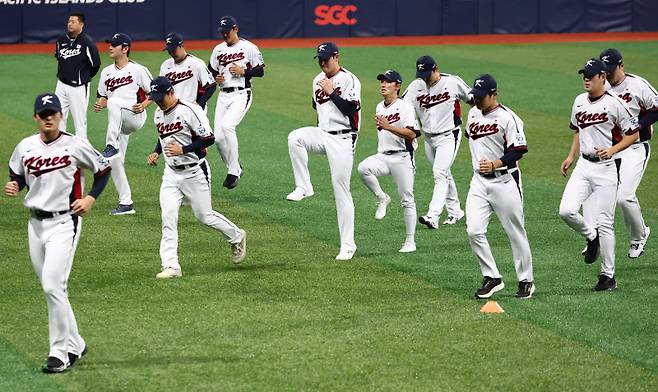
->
[578,69,598,78]
[377,74,399,83]
[218,26,234,33]
[416,69,432,79]
[148,92,167,101]
[470,88,488,98]
[36,106,61,115]
[601,63,617,72]
[164,44,179,52]
[314,53,333,60]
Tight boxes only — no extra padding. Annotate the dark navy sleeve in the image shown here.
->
[87,35,101,79]
[88,167,111,199]
[182,136,215,154]
[244,65,264,78]
[329,91,358,116]
[196,84,216,109]
[9,168,26,191]
[500,148,527,168]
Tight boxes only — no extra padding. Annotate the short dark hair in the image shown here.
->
[69,12,85,23]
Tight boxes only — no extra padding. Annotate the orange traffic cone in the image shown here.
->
[480,300,504,313]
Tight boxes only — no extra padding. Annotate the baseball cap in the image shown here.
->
[314,42,339,60]
[600,48,623,72]
[148,77,173,101]
[415,55,436,79]
[218,16,238,33]
[377,69,402,84]
[163,32,184,52]
[34,93,62,115]
[470,74,497,98]
[578,58,606,78]
[105,33,131,47]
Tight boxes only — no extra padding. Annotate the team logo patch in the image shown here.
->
[24,155,72,177]
[41,95,54,105]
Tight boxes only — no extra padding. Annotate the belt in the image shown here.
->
[426,127,460,137]
[382,150,407,155]
[581,153,602,162]
[222,87,246,93]
[171,162,199,170]
[30,209,70,220]
[328,129,355,135]
[477,169,509,178]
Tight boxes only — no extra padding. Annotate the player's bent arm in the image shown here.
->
[244,65,264,78]
[383,125,418,141]
[94,96,107,112]
[197,84,217,109]
[597,132,639,159]
[4,181,19,197]
[639,110,658,129]
[329,92,359,116]
[498,147,528,168]
[8,169,26,191]
[181,136,215,154]
[71,168,111,215]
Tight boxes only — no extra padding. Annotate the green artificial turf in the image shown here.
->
[0,40,657,391]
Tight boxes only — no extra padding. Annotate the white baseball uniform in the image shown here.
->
[465,104,533,283]
[403,73,471,220]
[159,54,216,106]
[154,100,244,270]
[559,92,638,278]
[97,60,152,206]
[288,67,361,253]
[358,97,419,245]
[583,74,657,242]
[209,38,265,176]
[9,131,111,365]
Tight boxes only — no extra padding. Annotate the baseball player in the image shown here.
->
[287,42,361,260]
[146,77,247,279]
[357,69,420,253]
[208,16,265,189]
[464,74,535,299]
[581,48,658,258]
[402,55,472,229]
[54,12,101,140]
[559,58,639,292]
[160,32,216,110]
[5,93,111,373]
[94,33,152,216]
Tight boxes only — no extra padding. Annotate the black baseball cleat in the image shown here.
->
[593,274,617,292]
[68,345,88,368]
[101,144,119,159]
[223,174,240,189]
[475,276,504,299]
[42,356,67,373]
[584,229,600,264]
[516,281,536,299]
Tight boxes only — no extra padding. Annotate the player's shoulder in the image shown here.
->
[100,63,115,74]
[406,78,425,91]
[80,32,96,45]
[443,72,469,85]
[160,57,174,68]
[498,104,524,124]
[177,100,204,116]
[467,105,482,118]
[339,67,360,82]
[239,38,259,49]
[396,97,415,111]
[626,73,657,92]
[573,92,589,105]
[604,91,629,106]
[16,133,42,149]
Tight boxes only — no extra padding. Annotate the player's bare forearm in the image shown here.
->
[596,132,639,159]
[71,195,95,216]
[384,125,416,140]
[4,181,19,196]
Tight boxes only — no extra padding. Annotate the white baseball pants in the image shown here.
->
[559,158,619,278]
[288,126,357,252]
[358,152,416,243]
[56,81,90,140]
[214,89,252,176]
[159,161,243,270]
[28,214,86,365]
[583,143,650,242]
[424,129,463,219]
[466,171,534,282]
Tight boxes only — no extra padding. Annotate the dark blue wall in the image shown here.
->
[1,0,656,44]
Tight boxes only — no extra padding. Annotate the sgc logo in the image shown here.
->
[314,5,358,26]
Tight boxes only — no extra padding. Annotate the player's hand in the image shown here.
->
[70,195,95,216]
[94,98,107,112]
[4,181,19,197]
[215,74,225,85]
[317,78,335,95]
[478,159,494,174]
[560,156,574,177]
[228,63,245,76]
[147,152,159,165]
[164,141,183,157]
[132,102,146,113]
[595,147,615,160]
[375,115,390,130]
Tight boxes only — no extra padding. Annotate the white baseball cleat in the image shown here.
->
[231,229,247,264]
[335,248,356,260]
[374,194,391,220]
[399,242,416,253]
[442,211,465,225]
[286,187,314,202]
[156,267,182,279]
[629,226,650,259]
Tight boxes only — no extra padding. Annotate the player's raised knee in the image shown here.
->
[558,204,578,222]
[357,161,370,176]
[432,168,449,181]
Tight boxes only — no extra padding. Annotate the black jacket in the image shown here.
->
[55,32,101,87]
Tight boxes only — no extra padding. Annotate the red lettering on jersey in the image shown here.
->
[315,86,342,105]
[24,155,72,177]
[468,122,500,140]
[575,111,609,128]
[618,93,632,103]
[377,112,401,130]
[216,52,245,67]
[417,91,451,109]
[165,70,194,85]
[314,5,358,26]
[157,121,185,138]
[105,75,134,92]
